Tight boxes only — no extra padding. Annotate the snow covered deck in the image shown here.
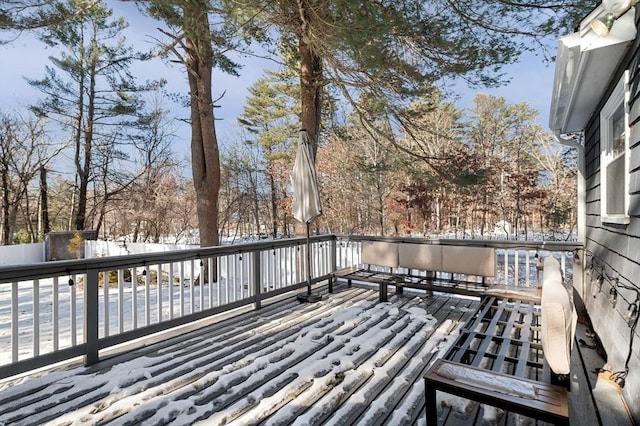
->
[0,283,630,425]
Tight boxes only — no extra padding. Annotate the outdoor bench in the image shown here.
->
[330,241,497,302]
[423,256,576,425]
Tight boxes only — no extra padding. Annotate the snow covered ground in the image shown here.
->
[0,286,480,425]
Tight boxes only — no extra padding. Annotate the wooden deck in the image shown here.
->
[0,283,632,425]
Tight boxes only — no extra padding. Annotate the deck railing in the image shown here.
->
[0,235,581,380]
[335,236,581,288]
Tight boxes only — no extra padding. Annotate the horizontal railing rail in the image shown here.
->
[0,234,582,381]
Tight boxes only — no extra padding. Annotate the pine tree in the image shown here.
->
[26,0,150,231]
[234,0,590,155]
[239,69,300,237]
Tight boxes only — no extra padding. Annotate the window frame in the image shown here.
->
[600,70,630,225]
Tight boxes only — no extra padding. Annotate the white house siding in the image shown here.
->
[583,10,640,422]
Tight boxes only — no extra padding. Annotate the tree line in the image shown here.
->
[0,0,589,245]
[224,81,577,241]
[0,89,577,244]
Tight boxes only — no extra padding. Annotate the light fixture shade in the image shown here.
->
[591,14,616,36]
[603,0,633,15]
[591,274,604,297]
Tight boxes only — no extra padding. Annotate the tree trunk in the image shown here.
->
[40,166,50,235]
[299,38,322,156]
[133,220,140,243]
[1,161,9,244]
[75,35,94,231]
[250,171,261,236]
[294,36,323,244]
[23,187,35,242]
[269,174,278,238]
[295,5,324,286]
[76,174,89,230]
[184,2,220,250]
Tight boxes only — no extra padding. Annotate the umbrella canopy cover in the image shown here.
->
[292,131,322,224]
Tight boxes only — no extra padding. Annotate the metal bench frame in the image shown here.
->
[330,242,496,301]
[423,296,570,425]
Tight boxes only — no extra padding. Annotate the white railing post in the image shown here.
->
[208,258,214,308]
[179,262,185,316]
[144,265,150,326]
[514,250,520,287]
[523,250,528,285]
[189,260,195,314]
[198,260,204,309]
[168,263,174,319]
[132,266,138,329]
[157,264,163,321]
[103,271,109,337]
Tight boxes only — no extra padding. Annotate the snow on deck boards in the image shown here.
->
[0,285,479,426]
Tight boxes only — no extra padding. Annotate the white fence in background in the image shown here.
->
[0,243,45,266]
[85,241,200,258]
[0,241,200,267]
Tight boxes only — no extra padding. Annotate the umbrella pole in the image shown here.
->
[306,222,312,295]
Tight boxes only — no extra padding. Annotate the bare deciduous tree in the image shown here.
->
[0,113,63,243]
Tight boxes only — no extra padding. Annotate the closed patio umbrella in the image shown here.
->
[292,130,322,302]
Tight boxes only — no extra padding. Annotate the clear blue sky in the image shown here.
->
[0,2,558,175]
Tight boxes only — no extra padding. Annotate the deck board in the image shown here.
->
[571,320,632,426]
[0,285,477,426]
[0,284,632,425]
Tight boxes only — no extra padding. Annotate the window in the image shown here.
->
[600,70,630,224]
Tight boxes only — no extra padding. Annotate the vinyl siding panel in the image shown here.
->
[631,114,640,144]
[630,95,640,125]
[630,169,640,194]
[630,192,640,215]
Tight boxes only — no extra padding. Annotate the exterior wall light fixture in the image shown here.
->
[627,302,638,326]
[591,0,640,37]
[592,274,604,297]
[591,13,616,36]
[609,286,618,307]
